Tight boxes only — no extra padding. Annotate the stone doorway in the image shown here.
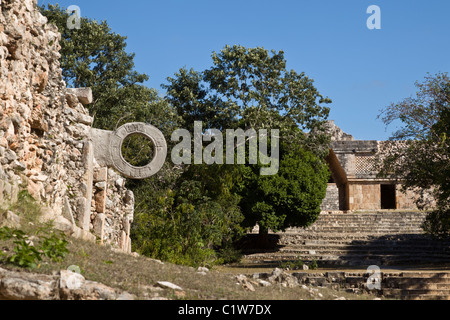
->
[381,184,396,209]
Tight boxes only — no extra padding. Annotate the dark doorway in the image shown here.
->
[381,184,396,209]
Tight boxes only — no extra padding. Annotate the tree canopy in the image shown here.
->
[40,4,178,132]
[378,72,450,238]
[164,45,332,244]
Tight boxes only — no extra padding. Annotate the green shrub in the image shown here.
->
[0,226,69,269]
[309,259,319,270]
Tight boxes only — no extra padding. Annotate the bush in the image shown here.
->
[423,208,450,239]
[0,226,69,269]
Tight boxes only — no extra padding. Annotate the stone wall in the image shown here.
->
[323,122,435,212]
[0,0,133,252]
[320,183,339,211]
[348,182,381,211]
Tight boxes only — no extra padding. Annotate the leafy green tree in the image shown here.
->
[40,4,178,131]
[165,46,332,156]
[378,72,450,238]
[163,68,237,132]
[164,45,332,245]
[237,140,329,245]
[131,163,244,266]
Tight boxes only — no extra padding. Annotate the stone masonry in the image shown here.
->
[321,121,435,212]
[0,0,133,252]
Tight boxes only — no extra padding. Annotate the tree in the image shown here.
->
[40,4,178,131]
[378,72,450,238]
[131,163,244,266]
[164,45,332,245]
[237,140,329,246]
[165,46,332,157]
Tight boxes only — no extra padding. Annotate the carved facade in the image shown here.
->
[321,121,433,212]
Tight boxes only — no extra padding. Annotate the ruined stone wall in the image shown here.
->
[0,0,133,252]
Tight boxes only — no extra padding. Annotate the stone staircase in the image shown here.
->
[243,211,450,300]
[244,211,450,268]
[382,272,450,300]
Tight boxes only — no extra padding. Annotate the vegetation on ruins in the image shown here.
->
[41,5,331,265]
[378,72,450,238]
[0,191,69,269]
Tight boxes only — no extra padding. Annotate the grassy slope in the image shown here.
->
[0,195,379,300]
[0,234,381,300]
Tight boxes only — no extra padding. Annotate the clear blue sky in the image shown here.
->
[39,0,450,140]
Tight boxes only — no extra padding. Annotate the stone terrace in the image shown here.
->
[245,212,450,267]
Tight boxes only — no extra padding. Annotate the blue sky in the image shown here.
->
[38,0,450,140]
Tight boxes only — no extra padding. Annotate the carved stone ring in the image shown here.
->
[91,123,167,179]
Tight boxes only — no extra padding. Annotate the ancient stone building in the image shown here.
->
[0,0,134,252]
[321,121,432,212]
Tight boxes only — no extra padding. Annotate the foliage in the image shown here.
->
[39,231,70,262]
[280,257,304,270]
[0,226,69,268]
[163,67,236,132]
[131,163,244,267]
[378,72,450,238]
[40,4,179,131]
[165,45,332,245]
[164,45,332,157]
[237,142,329,235]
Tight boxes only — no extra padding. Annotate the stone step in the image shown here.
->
[277,230,431,239]
[288,228,424,234]
[398,272,450,278]
[246,252,450,261]
[278,249,450,256]
[279,236,443,244]
[397,295,450,301]
[279,243,450,251]
[245,255,450,267]
[382,288,450,297]
[395,283,450,290]
[245,212,450,300]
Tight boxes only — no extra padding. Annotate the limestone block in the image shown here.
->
[93,213,105,243]
[76,113,93,126]
[94,190,106,214]
[120,231,127,251]
[53,216,75,235]
[94,181,106,190]
[62,196,76,225]
[71,225,96,243]
[75,197,90,231]
[27,180,42,201]
[123,190,134,206]
[65,93,78,108]
[66,88,93,105]
[0,211,21,228]
[80,141,94,231]
[93,167,107,183]
[0,179,3,203]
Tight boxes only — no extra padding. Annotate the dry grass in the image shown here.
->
[1,234,380,300]
[0,196,381,300]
